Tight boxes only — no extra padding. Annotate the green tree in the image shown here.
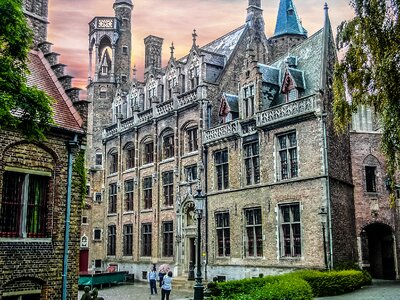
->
[0,0,53,140]
[333,0,400,199]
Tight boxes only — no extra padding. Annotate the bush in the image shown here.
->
[294,269,371,297]
[210,276,312,300]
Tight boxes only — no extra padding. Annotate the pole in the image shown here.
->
[322,222,328,270]
[193,212,204,300]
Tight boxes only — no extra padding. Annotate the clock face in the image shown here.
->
[98,18,113,28]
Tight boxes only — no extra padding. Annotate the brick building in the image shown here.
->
[0,0,87,299]
[84,0,399,282]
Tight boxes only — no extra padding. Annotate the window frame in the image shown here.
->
[215,149,229,190]
[278,203,302,258]
[108,183,117,214]
[243,140,260,186]
[185,164,198,182]
[93,228,102,241]
[186,127,198,153]
[365,166,377,193]
[124,179,134,211]
[125,145,134,170]
[162,134,174,159]
[244,207,262,257]
[123,223,133,256]
[243,85,255,118]
[109,150,118,174]
[0,171,50,239]
[162,171,174,206]
[143,141,154,165]
[141,223,152,256]
[277,132,298,181]
[107,225,116,256]
[162,221,174,257]
[215,211,230,257]
[143,177,152,209]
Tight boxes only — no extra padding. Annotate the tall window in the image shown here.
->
[107,225,116,256]
[143,141,154,164]
[243,85,255,118]
[279,203,301,257]
[124,180,134,211]
[163,134,174,159]
[215,149,229,190]
[278,132,298,180]
[143,177,152,209]
[162,171,174,206]
[141,223,152,256]
[0,172,49,238]
[163,221,174,257]
[185,165,197,182]
[109,150,118,174]
[244,141,260,185]
[245,208,262,257]
[125,145,134,170]
[365,166,377,192]
[95,153,103,166]
[108,183,117,214]
[187,127,198,152]
[216,212,230,257]
[123,224,133,256]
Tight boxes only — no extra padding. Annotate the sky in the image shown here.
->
[47,0,355,93]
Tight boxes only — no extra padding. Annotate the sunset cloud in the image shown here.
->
[47,0,354,93]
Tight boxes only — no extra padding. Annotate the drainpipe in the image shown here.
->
[322,115,333,269]
[62,134,79,300]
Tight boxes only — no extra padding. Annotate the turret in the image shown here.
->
[269,0,307,60]
[23,0,49,46]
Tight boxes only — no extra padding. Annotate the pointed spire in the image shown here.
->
[273,0,307,38]
[170,42,175,58]
[192,29,197,47]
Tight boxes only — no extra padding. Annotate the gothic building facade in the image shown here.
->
[84,0,399,281]
[0,0,87,299]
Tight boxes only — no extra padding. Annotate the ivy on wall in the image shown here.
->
[73,149,87,205]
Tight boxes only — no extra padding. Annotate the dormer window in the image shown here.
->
[102,66,108,75]
[189,66,200,90]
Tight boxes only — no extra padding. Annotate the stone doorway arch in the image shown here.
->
[361,223,396,279]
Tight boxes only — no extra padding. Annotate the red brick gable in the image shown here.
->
[26,50,83,132]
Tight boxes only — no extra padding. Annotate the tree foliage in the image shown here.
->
[0,0,53,140]
[333,0,400,198]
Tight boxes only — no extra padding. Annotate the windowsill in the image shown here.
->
[139,163,154,170]
[0,238,52,243]
[107,213,117,217]
[159,158,175,165]
[244,256,264,259]
[123,211,135,215]
[215,256,231,259]
[81,223,89,226]
[92,239,102,243]
[161,206,174,211]
[279,256,302,261]
[365,191,379,196]
[275,176,298,183]
[123,168,136,174]
[141,209,153,213]
[107,173,118,178]
[182,151,199,158]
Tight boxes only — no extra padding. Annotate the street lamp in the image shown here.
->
[193,187,206,300]
[318,207,328,270]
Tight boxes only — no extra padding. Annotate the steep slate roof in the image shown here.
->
[271,29,324,96]
[258,64,280,86]
[201,25,246,61]
[273,0,307,38]
[26,50,83,133]
[224,93,239,113]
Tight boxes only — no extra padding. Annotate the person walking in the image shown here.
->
[148,266,158,295]
[161,271,173,300]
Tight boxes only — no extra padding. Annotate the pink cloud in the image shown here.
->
[47,0,354,93]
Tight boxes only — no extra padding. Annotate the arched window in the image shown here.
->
[108,148,118,174]
[161,129,174,160]
[141,137,154,165]
[124,143,134,170]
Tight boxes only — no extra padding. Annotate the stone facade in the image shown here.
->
[84,0,398,283]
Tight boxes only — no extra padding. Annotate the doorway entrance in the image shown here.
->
[79,249,89,273]
[361,223,396,279]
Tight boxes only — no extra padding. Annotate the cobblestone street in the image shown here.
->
[78,281,193,300]
[316,280,400,300]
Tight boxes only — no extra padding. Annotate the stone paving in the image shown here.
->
[316,280,400,300]
[79,279,400,300]
[78,281,193,300]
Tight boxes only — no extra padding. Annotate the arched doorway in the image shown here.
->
[361,223,396,279]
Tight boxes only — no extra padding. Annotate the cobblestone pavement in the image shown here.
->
[79,279,400,300]
[316,280,400,300]
[78,281,193,300]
